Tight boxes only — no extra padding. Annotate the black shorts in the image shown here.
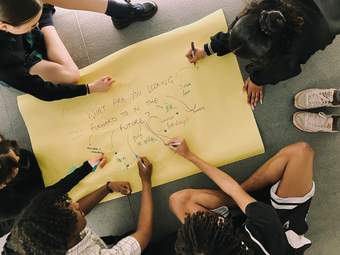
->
[23,28,47,70]
[250,182,315,251]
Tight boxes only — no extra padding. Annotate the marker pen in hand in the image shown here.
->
[169,141,181,148]
[90,153,104,172]
[191,41,196,65]
[137,156,146,168]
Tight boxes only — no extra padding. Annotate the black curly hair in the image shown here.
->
[0,134,20,184]
[9,190,78,255]
[229,0,305,66]
[175,211,253,255]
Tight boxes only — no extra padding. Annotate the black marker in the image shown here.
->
[169,141,181,148]
[191,41,196,65]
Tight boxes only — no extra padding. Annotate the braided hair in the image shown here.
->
[9,190,77,255]
[0,134,19,184]
[175,211,253,255]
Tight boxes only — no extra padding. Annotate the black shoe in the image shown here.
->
[111,0,158,30]
[39,4,56,29]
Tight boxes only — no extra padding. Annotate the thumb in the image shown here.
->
[243,81,248,91]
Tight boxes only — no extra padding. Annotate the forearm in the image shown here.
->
[43,0,107,13]
[187,153,240,196]
[205,32,232,56]
[132,181,153,250]
[77,184,109,215]
[49,162,91,193]
[186,152,255,212]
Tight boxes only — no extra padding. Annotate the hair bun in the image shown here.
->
[259,10,286,35]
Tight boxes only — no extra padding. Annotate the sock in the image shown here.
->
[332,116,340,131]
[38,4,56,29]
[332,89,340,105]
[105,0,139,19]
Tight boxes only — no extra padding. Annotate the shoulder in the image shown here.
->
[67,227,107,255]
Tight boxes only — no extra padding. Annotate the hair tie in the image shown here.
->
[259,10,286,35]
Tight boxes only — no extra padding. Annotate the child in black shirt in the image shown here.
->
[169,138,315,254]
[186,0,337,109]
[0,0,157,101]
[0,134,107,237]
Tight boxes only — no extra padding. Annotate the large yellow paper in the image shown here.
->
[17,10,264,202]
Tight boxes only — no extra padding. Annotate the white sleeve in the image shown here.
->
[101,236,141,255]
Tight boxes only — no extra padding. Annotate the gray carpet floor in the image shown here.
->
[1,1,340,254]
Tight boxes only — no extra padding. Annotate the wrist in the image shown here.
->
[142,179,152,187]
[185,152,196,161]
[88,83,95,93]
[86,84,91,94]
[106,181,114,193]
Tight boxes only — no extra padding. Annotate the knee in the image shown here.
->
[293,142,314,157]
[169,189,193,211]
[281,142,314,158]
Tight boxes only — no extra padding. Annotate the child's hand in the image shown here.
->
[166,137,192,159]
[243,78,264,110]
[109,181,131,195]
[185,47,206,64]
[88,154,107,169]
[138,157,153,184]
[88,76,114,93]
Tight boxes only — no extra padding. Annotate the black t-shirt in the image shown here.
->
[204,0,336,86]
[242,202,293,255]
[0,28,88,101]
[0,149,92,237]
[314,0,340,33]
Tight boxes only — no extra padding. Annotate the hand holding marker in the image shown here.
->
[88,153,107,171]
[168,141,181,148]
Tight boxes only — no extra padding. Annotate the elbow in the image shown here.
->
[35,95,58,102]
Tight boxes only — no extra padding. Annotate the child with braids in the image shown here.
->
[0,133,113,237]
[186,0,338,109]
[6,156,153,255]
[168,138,315,254]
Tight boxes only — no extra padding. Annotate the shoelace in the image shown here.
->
[307,112,333,129]
[308,90,334,106]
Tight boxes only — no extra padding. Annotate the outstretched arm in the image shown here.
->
[167,138,255,213]
[131,157,153,251]
[77,181,131,215]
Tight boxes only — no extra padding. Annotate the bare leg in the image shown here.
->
[29,26,80,83]
[169,142,315,222]
[42,0,108,13]
[241,142,314,198]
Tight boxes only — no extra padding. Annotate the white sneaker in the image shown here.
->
[294,88,339,110]
[293,112,338,133]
